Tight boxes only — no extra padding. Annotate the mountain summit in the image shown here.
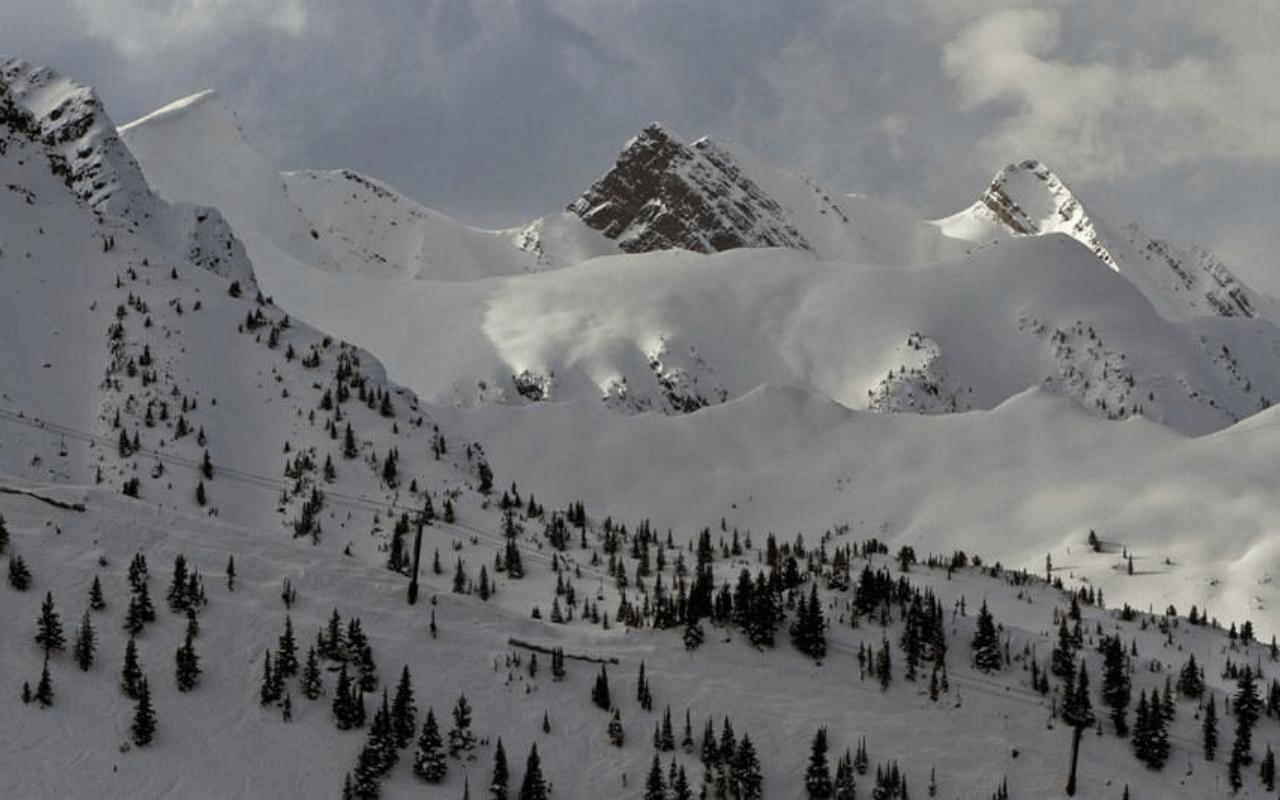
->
[569,123,812,254]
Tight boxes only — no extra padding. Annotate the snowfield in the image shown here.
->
[5,55,1280,798]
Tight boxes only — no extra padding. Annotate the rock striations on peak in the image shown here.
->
[569,123,811,254]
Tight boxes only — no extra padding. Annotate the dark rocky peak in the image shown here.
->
[570,122,811,255]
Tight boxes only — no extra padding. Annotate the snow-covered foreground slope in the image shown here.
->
[5,476,1280,799]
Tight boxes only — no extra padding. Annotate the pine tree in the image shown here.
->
[658,705,676,751]
[1177,654,1205,698]
[334,663,358,729]
[1234,665,1263,765]
[591,665,611,710]
[260,650,281,706]
[88,575,106,611]
[518,743,547,800]
[277,615,299,677]
[448,693,476,759]
[225,555,236,591]
[548,647,565,681]
[7,554,31,590]
[805,726,833,799]
[1203,693,1218,761]
[301,645,323,700]
[735,733,764,800]
[167,554,189,613]
[351,742,383,799]
[971,601,1001,673]
[1100,635,1131,736]
[413,709,447,782]
[121,635,144,699]
[833,751,856,800]
[175,632,201,692]
[1262,744,1277,791]
[34,656,53,707]
[132,677,157,746]
[1062,660,1096,796]
[490,738,510,800]
[73,609,95,671]
[607,708,624,746]
[0,514,7,554]
[788,583,826,659]
[644,753,666,800]
[34,591,64,654]
[671,765,693,800]
[385,665,415,749]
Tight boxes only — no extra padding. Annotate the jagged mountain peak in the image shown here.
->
[569,122,812,254]
[974,158,1118,269]
[0,55,155,219]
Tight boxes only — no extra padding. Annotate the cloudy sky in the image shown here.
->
[4,0,1280,290]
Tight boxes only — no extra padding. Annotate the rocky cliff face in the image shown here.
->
[569,123,811,254]
[0,58,256,289]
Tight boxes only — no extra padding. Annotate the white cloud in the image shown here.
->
[940,3,1280,182]
[69,0,307,59]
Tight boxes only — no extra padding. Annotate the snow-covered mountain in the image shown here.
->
[12,56,1280,799]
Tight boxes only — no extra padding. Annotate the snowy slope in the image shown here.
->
[10,52,1280,800]
[939,159,1274,322]
[120,92,618,284]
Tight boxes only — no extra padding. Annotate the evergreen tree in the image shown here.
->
[34,591,64,654]
[1050,620,1077,679]
[260,650,281,706]
[8,554,31,590]
[1234,665,1263,764]
[833,751,856,800]
[350,742,383,799]
[448,693,476,759]
[1177,654,1205,698]
[490,738,509,800]
[121,635,144,699]
[1203,693,1218,761]
[368,691,398,775]
[175,633,201,692]
[735,733,764,800]
[167,554,189,613]
[518,743,547,800]
[34,656,53,707]
[225,555,236,591]
[413,709,447,782]
[805,726,833,799]
[1100,635,1131,736]
[0,513,7,553]
[1062,660,1096,796]
[392,665,417,749]
[550,647,565,681]
[1262,745,1276,792]
[88,575,106,611]
[73,609,95,671]
[334,663,359,730]
[658,705,676,751]
[301,645,323,700]
[671,765,692,800]
[791,583,827,659]
[131,677,157,746]
[607,708,624,746]
[591,665,611,710]
[277,615,299,677]
[971,601,1001,673]
[644,753,666,800]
